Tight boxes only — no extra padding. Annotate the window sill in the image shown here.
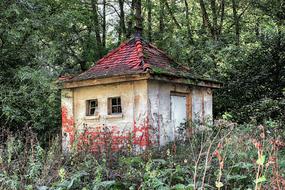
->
[84,115,100,120]
[106,114,123,119]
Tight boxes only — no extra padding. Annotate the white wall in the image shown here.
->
[62,79,213,150]
[65,80,149,151]
[61,88,74,152]
[73,80,148,132]
[148,81,213,146]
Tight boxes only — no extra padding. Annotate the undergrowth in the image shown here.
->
[0,121,284,190]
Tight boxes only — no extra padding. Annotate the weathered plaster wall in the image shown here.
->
[61,89,74,152]
[148,81,213,146]
[192,87,213,124]
[70,80,149,151]
[203,88,213,123]
[62,79,213,151]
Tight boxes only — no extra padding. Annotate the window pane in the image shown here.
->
[112,106,118,113]
[112,98,116,105]
[87,99,98,116]
[90,108,95,115]
[109,97,122,114]
[90,100,97,108]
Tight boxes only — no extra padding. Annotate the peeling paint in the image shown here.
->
[148,81,213,145]
[61,79,214,152]
[74,117,151,152]
[61,89,75,152]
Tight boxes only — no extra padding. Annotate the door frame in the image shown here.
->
[170,91,191,121]
[170,91,193,138]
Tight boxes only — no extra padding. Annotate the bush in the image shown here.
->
[0,121,284,190]
[0,66,60,144]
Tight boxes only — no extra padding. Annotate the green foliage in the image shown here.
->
[0,67,60,142]
[0,0,284,189]
[1,0,285,141]
[214,35,285,125]
[1,122,284,189]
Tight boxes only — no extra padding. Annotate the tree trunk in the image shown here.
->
[102,0,106,47]
[210,0,218,40]
[147,0,152,42]
[184,0,193,43]
[232,0,240,45]
[164,0,181,29]
[159,0,165,39]
[126,0,135,38]
[199,0,215,39]
[218,0,225,36]
[134,0,143,36]
[118,0,126,42]
[91,0,103,56]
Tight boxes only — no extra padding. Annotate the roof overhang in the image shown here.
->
[59,73,222,89]
[60,73,150,89]
[149,74,222,89]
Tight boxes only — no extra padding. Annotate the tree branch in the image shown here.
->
[164,0,182,29]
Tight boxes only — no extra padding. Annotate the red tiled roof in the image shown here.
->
[68,37,192,82]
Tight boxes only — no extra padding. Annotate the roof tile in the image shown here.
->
[68,37,191,82]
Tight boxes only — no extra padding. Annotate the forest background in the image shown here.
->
[0,0,284,189]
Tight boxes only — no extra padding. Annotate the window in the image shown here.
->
[86,99,98,116]
[108,97,122,114]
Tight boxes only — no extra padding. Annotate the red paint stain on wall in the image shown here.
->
[61,106,75,145]
[74,118,153,152]
[77,126,131,152]
[62,105,154,152]
[132,117,150,147]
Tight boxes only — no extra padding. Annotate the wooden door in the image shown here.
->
[171,95,187,141]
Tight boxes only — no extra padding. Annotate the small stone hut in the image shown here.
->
[60,36,221,152]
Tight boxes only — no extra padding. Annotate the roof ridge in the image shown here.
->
[66,37,197,83]
[135,37,143,61]
[134,37,144,69]
[135,37,151,71]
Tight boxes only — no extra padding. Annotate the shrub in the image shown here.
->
[0,121,284,189]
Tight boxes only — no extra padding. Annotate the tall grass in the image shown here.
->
[0,120,284,190]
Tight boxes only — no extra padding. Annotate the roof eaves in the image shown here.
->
[61,72,151,89]
[149,71,223,88]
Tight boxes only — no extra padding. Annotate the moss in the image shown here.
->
[143,53,150,59]
[151,66,222,85]
[152,66,169,75]
[186,78,197,85]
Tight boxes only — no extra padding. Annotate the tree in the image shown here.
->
[159,0,165,40]
[126,0,135,38]
[232,0,240,45]
[147,0,152,42]
[199,0,225,40]
[184,0,193,43]
[91,0,103,57]
[134,0,143,35]
[118,0,126,42]
[1,0,284,140]
[102,0,106,47]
